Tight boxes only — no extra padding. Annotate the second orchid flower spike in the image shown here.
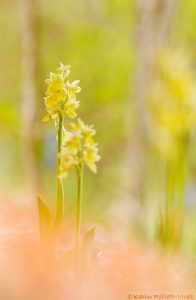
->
[59,118,101,178]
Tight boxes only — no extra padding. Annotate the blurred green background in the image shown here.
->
[0,0,196,256]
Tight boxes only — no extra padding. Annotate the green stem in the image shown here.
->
[54,112,64,233]
[162,135,188,249]
[166,160,175,243]
[57,113,63,175]
[76,164,83,251]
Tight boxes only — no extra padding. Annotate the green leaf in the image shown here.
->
[37,195,52,243]
[77,227,95,276]
[81,227,95,253]
[54,179,64,234]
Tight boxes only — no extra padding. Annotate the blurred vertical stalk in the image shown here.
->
[125,0,154,204]
[161,135,188,249]
[125,0,180,231]
[127,0,180,200]
[20,0,42,196]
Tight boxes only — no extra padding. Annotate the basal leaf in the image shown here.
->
[37,195,52,243]
[81,227,95,253]
[77,227,95,277]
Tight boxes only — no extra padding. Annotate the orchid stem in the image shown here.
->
[76,164,83,253]
[54,112,64,234]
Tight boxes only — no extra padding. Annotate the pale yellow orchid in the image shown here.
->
[148,48,196,158]
[43,63,81,120]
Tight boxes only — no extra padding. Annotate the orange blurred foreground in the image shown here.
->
[0,201,195,300]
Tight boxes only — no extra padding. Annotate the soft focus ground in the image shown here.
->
[0,201,195,300]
